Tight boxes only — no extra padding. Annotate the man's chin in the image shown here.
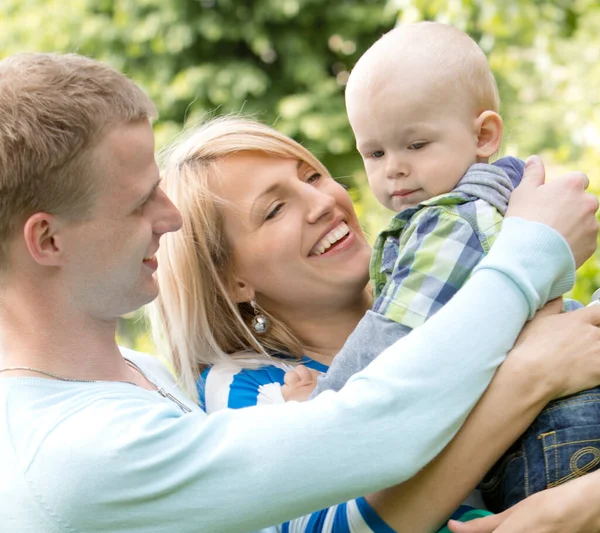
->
[117,289,159,318]
[138,288,159,309]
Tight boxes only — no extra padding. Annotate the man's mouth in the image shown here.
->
[310,222,350,256]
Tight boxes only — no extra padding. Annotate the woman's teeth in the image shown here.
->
[143,256,155,261]
[312,222,349,256]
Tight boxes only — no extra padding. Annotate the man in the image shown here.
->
[0,52,597,533]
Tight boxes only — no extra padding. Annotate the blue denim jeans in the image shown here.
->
[480,386,600,512]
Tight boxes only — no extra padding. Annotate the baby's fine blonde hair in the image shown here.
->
[347,21,500,115]
[149,117,331,401]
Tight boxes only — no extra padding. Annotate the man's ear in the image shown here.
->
[22,213,66,267]
[474,111,503,159]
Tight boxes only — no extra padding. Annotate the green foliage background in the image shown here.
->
[3,0,600,350]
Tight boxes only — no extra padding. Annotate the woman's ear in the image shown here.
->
[474,111,503,160]
[230,276,255,304]
[22,212,66,267]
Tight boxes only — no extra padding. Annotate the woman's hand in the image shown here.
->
[506,300,600,400]
[506,155,598,267]
[447,470,600,533]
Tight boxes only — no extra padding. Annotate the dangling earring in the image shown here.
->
[250,298,270,335]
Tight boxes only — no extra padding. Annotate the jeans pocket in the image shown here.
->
[480,446,523,513]
[539,425,600,488]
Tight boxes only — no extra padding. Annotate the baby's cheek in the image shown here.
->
[369,180,388,206]
[381,194,397,212]
[370,181,395,211]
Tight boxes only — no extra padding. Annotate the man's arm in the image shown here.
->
[36,218,574,533]
[202,364,393,533]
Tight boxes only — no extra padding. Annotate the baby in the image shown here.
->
[283,22,599,514]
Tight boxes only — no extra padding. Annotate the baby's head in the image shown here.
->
[346,22,503,212]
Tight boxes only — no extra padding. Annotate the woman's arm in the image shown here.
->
[366,300,600,532]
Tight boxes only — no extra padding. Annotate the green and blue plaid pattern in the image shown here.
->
[370,193,503,327]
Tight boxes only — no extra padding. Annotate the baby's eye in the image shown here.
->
[409,142,427,150]
[370,150,385,159]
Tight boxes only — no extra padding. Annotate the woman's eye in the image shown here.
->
[409,142,427,150]
[370,150,385,159]
[265,203,284,221]
[306,172,321,184]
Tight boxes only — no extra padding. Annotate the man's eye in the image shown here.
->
[133,200,148,215]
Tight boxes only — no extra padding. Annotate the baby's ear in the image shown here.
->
[474,111,503,159]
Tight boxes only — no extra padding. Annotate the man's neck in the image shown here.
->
[0,287,137,384]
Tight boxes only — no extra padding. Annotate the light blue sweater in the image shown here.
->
[0,217,574,533]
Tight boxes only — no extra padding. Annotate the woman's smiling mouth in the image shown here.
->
[310,222,350,256]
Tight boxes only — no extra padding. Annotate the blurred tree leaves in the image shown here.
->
[3,0,600,349]
[0,0,396,176]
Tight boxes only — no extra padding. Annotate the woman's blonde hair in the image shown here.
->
[149,116,331,401]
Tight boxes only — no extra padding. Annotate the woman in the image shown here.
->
[150,117,600,532]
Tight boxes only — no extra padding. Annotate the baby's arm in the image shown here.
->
[312,161,522,396]
[281,365,320,402]
[372,206,488,329]
[313,207,487,395]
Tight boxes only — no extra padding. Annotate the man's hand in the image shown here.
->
[506,155,599,268]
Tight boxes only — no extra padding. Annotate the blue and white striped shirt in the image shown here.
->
[199,357,397,533]
[199,357,486,532]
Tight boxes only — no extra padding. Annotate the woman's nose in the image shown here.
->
[305,186,336,224]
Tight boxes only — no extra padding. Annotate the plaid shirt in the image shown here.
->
[371,163,511,327]
[370,161,581,328]
[313,158,579,396]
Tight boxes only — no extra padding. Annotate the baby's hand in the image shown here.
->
[281,365,320,402]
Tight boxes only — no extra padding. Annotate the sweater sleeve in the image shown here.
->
[201,365,392,533]
[31,218,574,533]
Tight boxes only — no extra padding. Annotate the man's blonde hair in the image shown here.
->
[149,117,331,401]
[0,53,156,269]
[347,21,500,114]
